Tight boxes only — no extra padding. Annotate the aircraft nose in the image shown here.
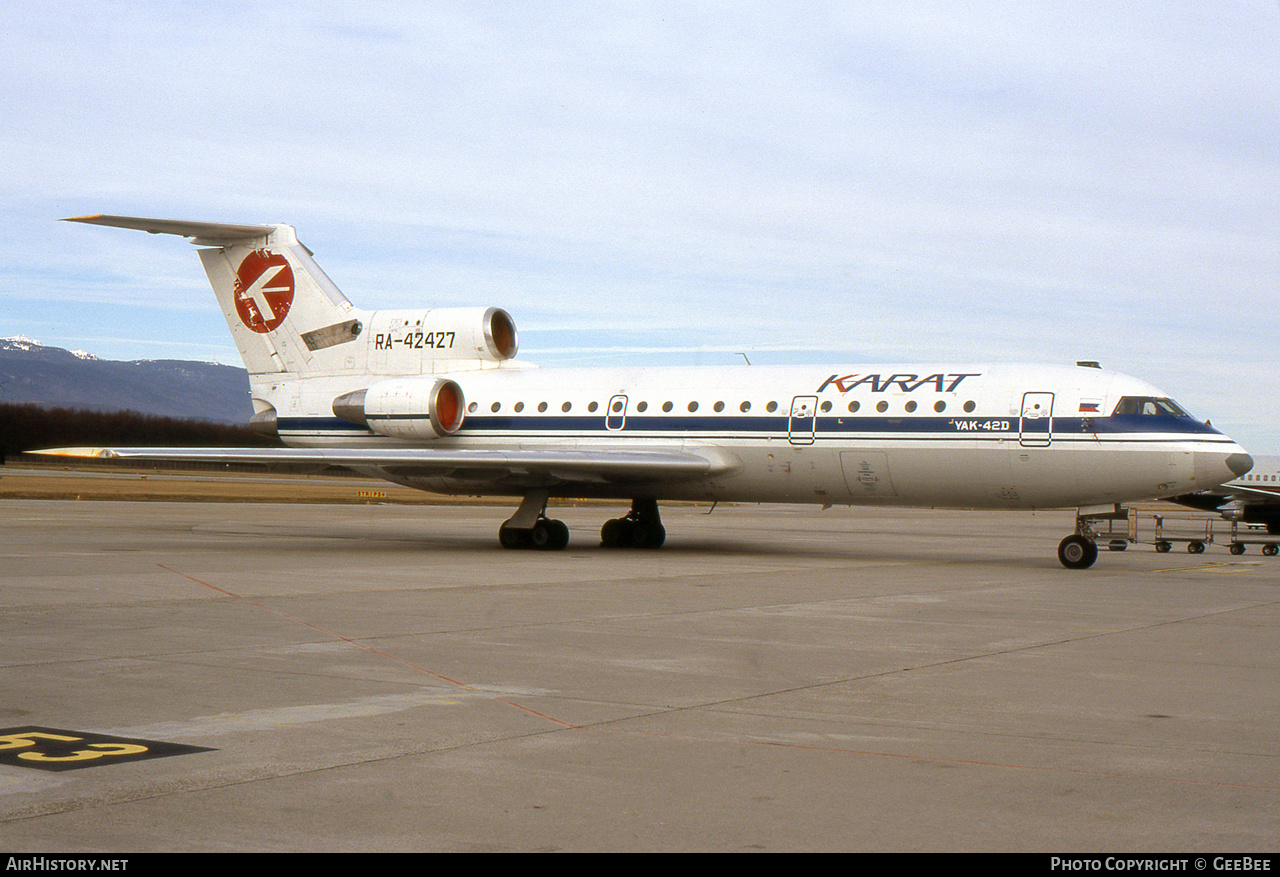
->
[1194,451,1253,487]
[1226,452,1254,477]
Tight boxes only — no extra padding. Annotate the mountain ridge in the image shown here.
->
[0,337,253,424]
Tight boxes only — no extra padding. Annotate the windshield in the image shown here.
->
[1112,396,1190,417]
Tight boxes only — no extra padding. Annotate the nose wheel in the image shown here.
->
[1058,534,1098,569]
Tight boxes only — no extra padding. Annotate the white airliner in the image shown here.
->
[1169,453,1280,534]
[48,215,1253,568]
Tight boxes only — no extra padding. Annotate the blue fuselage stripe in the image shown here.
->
[278,414,1228,442]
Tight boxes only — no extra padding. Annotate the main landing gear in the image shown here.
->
[498,490,570,551]
[498,493,667,551]
[599,498,666,549]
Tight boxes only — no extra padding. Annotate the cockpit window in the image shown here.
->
[1112,396,1189,417]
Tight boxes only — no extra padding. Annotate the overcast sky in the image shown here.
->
[3,2,1278,450]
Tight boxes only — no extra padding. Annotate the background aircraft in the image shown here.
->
[1168,454,1280,534]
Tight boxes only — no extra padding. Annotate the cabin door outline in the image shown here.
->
[1019,392,1054,447]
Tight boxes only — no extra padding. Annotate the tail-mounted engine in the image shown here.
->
[333,377,465,440]
[367,306,517,368]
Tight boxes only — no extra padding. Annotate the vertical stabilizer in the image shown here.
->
[195,224,363,376]
[63,215,368,378]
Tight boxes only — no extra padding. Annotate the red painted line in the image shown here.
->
[158,563,583,729]
[157,564,1277,787]
[157,563,472,690]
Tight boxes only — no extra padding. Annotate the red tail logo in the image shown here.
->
[234,251,294,333]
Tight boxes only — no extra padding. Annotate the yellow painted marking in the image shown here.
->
[20,742,148,762]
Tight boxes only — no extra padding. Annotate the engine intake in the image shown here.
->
[367,306,518,364]
[333,377,465,440]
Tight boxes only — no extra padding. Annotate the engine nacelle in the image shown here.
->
[333,377,465,440]
[366,306,518,367]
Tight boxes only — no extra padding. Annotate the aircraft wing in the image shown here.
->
[1221,484,1280,500]
[1168,483,1280,509]
[32,446,742,487]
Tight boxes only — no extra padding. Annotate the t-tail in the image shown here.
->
[63,215,521,432]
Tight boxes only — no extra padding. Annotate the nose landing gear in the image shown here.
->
[1059,504,1133,569]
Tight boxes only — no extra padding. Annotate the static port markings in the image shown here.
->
[0,727,214,772]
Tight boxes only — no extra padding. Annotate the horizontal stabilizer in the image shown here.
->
[62,215,275,245]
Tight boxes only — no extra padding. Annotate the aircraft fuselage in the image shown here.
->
[265,362,1244,510]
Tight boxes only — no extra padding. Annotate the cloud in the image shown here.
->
[2,1,1278,449]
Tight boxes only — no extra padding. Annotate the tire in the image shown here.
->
[529,520,569,550]
[600,518,624,547]
[548,519,570,550]
[1058,535,1098,569]
[529,521,554,550]
[498,523,527,549]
